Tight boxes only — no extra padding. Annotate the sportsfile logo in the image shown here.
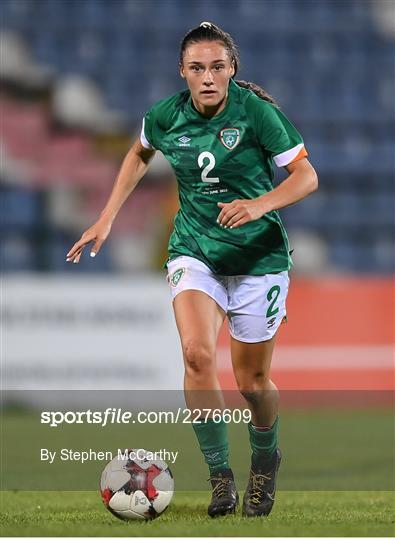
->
[178,135,191,147]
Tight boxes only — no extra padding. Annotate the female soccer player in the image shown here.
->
[67,22,318,518]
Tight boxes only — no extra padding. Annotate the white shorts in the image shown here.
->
[166,256,289,343]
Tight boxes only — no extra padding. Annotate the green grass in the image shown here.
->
[2,408,394,491]
[1,408,394,535]
[1,490,394,536]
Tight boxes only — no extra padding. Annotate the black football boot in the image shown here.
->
[242,448,282,517]
[207,468,239,517]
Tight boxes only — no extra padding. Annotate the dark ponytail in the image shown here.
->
[234,80,277,105]
[180,22,278,106]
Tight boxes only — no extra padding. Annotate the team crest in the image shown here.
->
[170,268,185,287]
[220,128,240,150]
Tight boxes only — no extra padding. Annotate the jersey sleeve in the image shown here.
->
[140,110,156,150]
[250,98,308,167]
[140,91,189,152]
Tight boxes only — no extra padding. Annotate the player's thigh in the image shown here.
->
[230,334,277,390]
[173,290,225,356]
[167,256,227,354]
[174,290,226,401]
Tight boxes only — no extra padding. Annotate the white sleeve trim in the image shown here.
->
[273,143,304,167]
[140,118,154,149]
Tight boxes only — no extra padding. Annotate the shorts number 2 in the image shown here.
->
[266,285,280,317]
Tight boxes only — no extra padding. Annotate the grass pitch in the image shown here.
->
[3,407,393,492]
[1,406,394,535]
[0,490,394,536]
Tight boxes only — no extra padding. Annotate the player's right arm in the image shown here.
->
[66,138,156,263]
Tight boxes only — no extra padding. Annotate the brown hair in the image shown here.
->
[180,22,277,105]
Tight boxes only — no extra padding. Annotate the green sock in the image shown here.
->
[248,416,279,468]
[192,418,230,475]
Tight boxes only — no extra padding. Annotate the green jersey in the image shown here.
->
[141,79,308,275]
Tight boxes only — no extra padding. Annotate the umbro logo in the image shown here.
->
[178,135,191,146]
[204,451,220,461]
[267,317,276,328]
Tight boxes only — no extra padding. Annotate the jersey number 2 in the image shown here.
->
[198,152,219,183]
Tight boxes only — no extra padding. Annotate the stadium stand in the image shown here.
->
[1,0,394,273]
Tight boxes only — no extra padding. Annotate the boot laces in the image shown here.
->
[209,476,232,499]
[249,472,271,505]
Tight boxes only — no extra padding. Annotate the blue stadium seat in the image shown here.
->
[2,0,35,28]
[331,238,394,273]
[0,187,42,232]
[48,235,113,273]
[0,235,35,271]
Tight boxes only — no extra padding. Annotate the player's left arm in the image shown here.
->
[217,157,318,229]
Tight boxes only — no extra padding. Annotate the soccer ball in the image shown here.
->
[100,449,174,520]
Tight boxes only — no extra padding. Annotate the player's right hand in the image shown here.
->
[66,218,112,263]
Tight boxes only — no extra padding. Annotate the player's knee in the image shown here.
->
[237,371,272,401]
[240,389,279,410]
[183,341,215,377]
[238,388,266,408]
[237,370,269,393]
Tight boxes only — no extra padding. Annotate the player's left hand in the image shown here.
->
[217,198,269,229]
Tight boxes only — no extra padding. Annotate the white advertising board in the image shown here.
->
[2,275,184,392]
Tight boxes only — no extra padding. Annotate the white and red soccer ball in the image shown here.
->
[100,449,174,520]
